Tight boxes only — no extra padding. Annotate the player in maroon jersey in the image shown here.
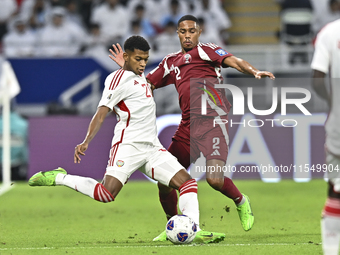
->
[109,15,275,241]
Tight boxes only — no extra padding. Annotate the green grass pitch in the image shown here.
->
[0,179,325,255]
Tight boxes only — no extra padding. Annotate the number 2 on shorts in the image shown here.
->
[213,137,220,149]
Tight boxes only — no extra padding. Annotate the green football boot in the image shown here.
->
[192,230,226,244]
[237,194,254,231]
[28,167,67,186]
[152,230,167,242]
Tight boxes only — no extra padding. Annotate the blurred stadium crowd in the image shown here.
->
[0,0,232,68]
[0,0,339,66]
[277,0,340,35]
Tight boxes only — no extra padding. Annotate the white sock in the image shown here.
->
[55,173,114,202]
[321,216,340,255]
[237,196,246,206]
[178,179,200,230]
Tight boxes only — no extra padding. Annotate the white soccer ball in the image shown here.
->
[166,215,197,244]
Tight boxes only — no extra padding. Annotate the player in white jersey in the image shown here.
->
[311,18,340,255]
[28,36,223,243]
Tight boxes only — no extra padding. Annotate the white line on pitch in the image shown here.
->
[0,242,321,251]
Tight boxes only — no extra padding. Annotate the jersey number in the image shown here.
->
[174,66,181,80]
[142,84,152,97]
[213,137,220,149]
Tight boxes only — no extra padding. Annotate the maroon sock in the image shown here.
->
[159,189,178,220]
[220,177,243,204]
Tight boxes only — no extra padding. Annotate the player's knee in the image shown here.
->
[206,177,224,191]
[94,183,115,203]
[169,169,192,190]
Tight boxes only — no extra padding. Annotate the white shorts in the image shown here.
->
[325,150,340,192]
[105,142,183,186]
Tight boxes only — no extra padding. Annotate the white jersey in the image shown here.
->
[98,69,161,146]
[311,19,340,156]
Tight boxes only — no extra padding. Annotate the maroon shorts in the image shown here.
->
[168,116,229,168]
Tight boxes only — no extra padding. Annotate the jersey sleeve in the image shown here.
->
[198,43,233,66]
[311,27,331,74]
[98,71,128,110]
[146,56,174,89]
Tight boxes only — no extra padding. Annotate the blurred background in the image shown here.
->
[0,0,337,182]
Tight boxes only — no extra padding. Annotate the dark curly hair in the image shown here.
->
[124,35,150,52]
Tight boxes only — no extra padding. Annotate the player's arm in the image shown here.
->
[312,69,331,107]
[109,43,124,68]
[109,43,171,93]
[223,56,275,80]
[146,78,156,91]
[74,106,110,163]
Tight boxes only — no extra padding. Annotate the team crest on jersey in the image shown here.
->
[215,49,228,56]
[116,160,124,167]
[107,94,112,100]
[183,53,192,64]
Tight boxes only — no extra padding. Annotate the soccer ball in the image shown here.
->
[166,215,197,244]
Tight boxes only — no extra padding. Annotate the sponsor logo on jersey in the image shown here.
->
[116,160,124,167]
[107,94,112,100]
[215,49,228,56]
[183,54,192,64]
[134,80,139,85]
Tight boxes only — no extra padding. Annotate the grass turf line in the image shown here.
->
[0,179,325,254]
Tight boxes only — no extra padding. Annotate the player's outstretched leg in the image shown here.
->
[206,159,254,231]
[156,139,190,221]
[210,176,254,231]
[28,167,115,203]
[236,193,254,231]
[158,183,178,220]
[219,177,254,231]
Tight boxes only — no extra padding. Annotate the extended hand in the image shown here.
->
[74,143,88,163]
[109,43,124,68]
[255,71,275,80]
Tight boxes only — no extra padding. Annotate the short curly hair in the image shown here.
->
[124,35,150,52]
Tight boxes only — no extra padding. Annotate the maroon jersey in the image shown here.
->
[147,42,233,119]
